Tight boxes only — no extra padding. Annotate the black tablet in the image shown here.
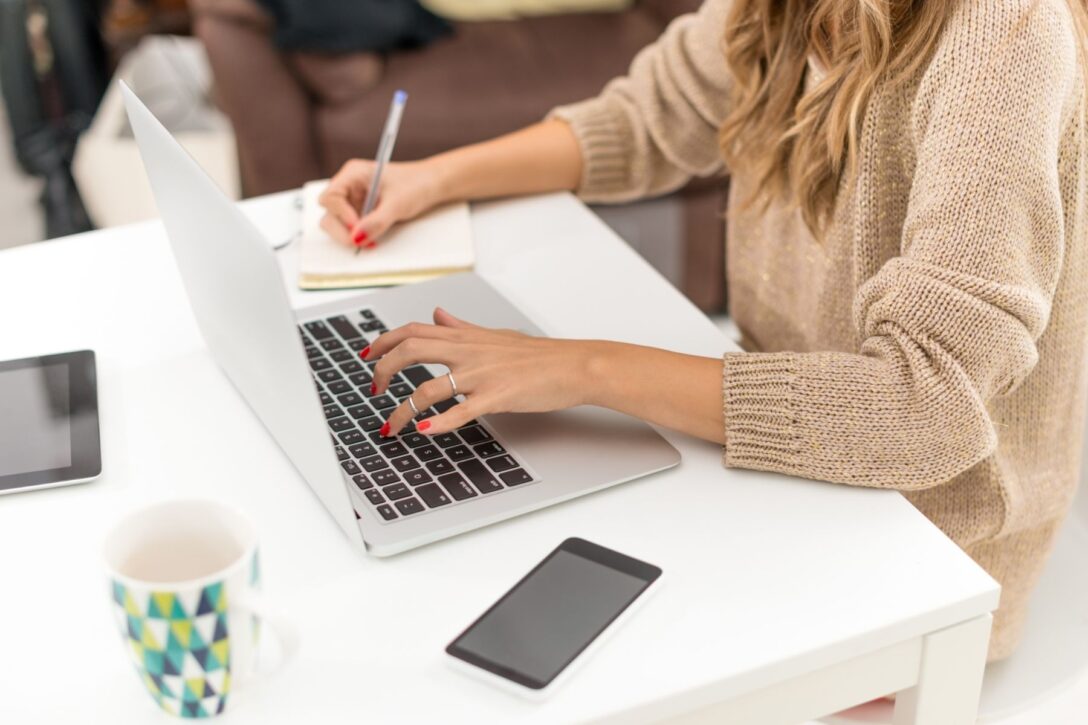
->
[0,350,101,494]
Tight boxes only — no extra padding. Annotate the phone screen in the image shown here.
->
[447,538,660,690]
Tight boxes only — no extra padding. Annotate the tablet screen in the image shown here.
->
[1,363,73,477]
[0,351,100,493]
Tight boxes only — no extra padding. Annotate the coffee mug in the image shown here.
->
[103,499,292,718]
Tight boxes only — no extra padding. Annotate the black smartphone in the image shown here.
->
[446,537,662,698]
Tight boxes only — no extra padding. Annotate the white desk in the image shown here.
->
[0,192,998,724]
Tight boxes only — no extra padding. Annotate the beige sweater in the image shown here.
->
[553,0,1088,660]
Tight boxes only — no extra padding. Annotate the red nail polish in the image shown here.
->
[360,346,370,359]
[380,422,391,437]
[370,383,377,395]
[365,241,377,249]
[417,420,431,432]
[353,229,368,243]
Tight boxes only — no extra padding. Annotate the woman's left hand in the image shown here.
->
[365,308,604,437]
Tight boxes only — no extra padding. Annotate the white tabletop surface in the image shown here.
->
[0,192,998,724]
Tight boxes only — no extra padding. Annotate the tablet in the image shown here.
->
[0,350,101,494]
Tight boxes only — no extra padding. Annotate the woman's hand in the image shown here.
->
[365,308,602,436]
[362,307,727,445]
[318,159,449,249]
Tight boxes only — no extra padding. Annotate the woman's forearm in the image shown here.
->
[584,342,726,445]
[425,120,583,204]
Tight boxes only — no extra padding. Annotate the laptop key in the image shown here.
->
[415,445,441,462]
[404,469,433,486]
[434,433,460,448]
[395,498,425,516]
[319,391,333,406]
[352,474,373,490]
[340,360,363,374]
[389,382,414,399]
[446,445,473,462]
[318,369,344,383]
[473,441,506,458]
[500,468,533,486]
[321,339,344,352]
[338,429,364,444]
[486,455,518,473]
[323,404,344,420]
[347,404,373,420]
[328,380,351,395]
[426,458,455,475]
[335,446,349,461]
[402,432,429,448]
[365,489,385,505]
[347,338,368,352]
[402,366,434,387]
[306,346,323,360]
[371,395,397,411]
[330,349,353,363]
[358,416,383,432]
[433,398,458,414]
[328,315,362,340]
[341,460,361,476]
[458,426,492,445]
[361,320,384,332]
[309,358,332,372]
[375,504,397,521]
[373,469,400,487]
[391,455,421,473]
[379,441,408,458]
[348,442,377,459]
[349,371,373,387]
[360,455,390,473]
[304,320,333,340]
[438,473,477,501]
[337,392,363,407]
[360,309,376,320]
[459,459,503,493]
[416,483,451,508]
[328,416,354,432]
[384,483,412,501]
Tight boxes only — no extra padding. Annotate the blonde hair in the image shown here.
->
[718,0,1088,237]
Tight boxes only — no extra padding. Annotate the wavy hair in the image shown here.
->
[718,0,1088,237]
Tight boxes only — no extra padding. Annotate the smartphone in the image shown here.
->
[445,537,662,698]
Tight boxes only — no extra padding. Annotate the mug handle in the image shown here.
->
[232,591,300,680]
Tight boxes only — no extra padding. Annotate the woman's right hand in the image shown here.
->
[318,158,449,249]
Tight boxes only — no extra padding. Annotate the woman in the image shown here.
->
[319,0,1088,661]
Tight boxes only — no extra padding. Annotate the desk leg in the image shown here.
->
[892,614,993,725]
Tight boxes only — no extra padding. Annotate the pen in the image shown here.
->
[356,89,408,255]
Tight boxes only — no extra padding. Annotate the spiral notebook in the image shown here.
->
[298,180,474,289]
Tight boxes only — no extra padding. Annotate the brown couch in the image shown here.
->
[191,0,727,311]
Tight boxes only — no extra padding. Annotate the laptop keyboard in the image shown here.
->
[299,308,538,524]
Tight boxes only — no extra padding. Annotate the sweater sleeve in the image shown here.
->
[548,0,733,202]
[721,0,1079,490]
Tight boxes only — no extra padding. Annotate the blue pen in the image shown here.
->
[357,90,408,255]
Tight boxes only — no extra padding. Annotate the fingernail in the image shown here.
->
[380,422,391,437]
[417,420,431,432]
[365,241,377,249]
[353,229,368,243]
[370,383,377,395]
[360,346,370,359]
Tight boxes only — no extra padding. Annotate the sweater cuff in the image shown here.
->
[547,98,635,202]
[722,352,800,471]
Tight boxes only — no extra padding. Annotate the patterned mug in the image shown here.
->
[103,499,290,718]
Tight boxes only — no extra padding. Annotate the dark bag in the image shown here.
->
[254,0,450,54]
[0,0,108,238]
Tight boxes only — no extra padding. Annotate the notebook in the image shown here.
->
[298,180,474,289]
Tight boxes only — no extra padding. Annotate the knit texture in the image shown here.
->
[552,0,1088,661]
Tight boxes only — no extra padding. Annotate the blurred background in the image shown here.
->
[0,0,728,313]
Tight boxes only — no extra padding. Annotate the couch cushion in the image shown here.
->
[422,0,633,21]
[314,8,665,170]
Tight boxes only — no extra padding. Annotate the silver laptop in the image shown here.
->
[121,82,680,556]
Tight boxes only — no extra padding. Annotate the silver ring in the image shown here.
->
[447,371,458,398]
[407,395,420,416]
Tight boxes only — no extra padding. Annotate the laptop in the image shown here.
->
[121,82,680,556]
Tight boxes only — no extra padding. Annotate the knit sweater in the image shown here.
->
[552,0,1088,661]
